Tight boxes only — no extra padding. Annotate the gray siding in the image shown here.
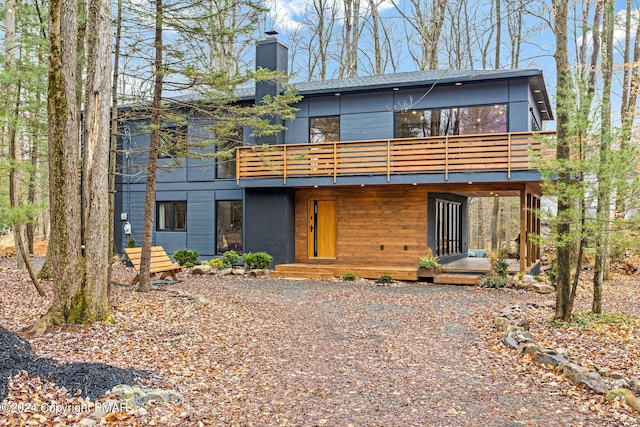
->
[187,200,215,257]
[340,111,394,141]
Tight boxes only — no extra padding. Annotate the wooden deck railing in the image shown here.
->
[236,131,556,184]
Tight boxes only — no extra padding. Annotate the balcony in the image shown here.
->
[236,131,556,185]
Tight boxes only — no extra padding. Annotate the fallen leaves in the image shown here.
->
[0,257,639,425]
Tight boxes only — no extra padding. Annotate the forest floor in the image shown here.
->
[0,244,639,426]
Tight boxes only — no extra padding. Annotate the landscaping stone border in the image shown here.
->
[493,303,640,411]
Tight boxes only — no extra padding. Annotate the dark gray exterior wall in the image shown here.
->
[115,117,242,258]
[285,77,535,145]
[243,188,296,266]
[115,71,546,264]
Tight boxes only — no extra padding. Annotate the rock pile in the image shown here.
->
[190,264,269,277]
[493,305,640,411]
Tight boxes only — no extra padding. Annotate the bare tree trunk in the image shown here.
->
[27,138,38,255]
[426,0,447,69]
[342,0,360,77]
[81,0,113,319]
[553,0,575,321]
[138,0,164,293]
[369,0,382,75]
[617,1,640,220]
[5,0,45,296]
[593,0,614,313]
[108,0,123,294]
[494,0,501,68]
[490,198,499,251]
[29,0,85,334]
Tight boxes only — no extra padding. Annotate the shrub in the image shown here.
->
[481,247,509,288]
[221,250,239,268]
[242,251,273,269]
[480,272,508,288]
[418,255,440,269]
[126,235,136,249]
[124,235,137,263]
[174,249,199,266]
[377,274,393,283]
[209,258,224,269]
[343,273,357,281]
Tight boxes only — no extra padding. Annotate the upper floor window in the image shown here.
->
[395,104,507,138]
[157,201,187,231]
[216,131,243,179]
[310,116,340,143]
[159,125,187,159]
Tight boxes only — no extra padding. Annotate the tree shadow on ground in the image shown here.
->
[0,325,150,401]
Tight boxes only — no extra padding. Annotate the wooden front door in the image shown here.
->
[308,200,337,258]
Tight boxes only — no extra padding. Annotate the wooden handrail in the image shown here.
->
[236,131,556,183]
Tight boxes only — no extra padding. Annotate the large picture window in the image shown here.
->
[157,201,187,231]
[216,200,242,254]
[310,116,340,143]
[395,104,507,138]
[435,199,462,257]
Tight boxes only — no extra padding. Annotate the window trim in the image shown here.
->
[435,198,462,257]
[309,115,340,143]
[394,103,508,138]
[156,201,187,231]
[215,200,243,254]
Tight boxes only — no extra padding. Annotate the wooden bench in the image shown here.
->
[124,246,183,286]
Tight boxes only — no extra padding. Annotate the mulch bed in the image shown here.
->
[0,257,638,426]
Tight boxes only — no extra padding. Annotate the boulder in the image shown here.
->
[606,388,631,401]
[217,268,233,276]
[191,265,212,275]
[232,267,246,275]
[560,363,608,394]
[522,343,541,355]
[110,384,185,408]
[143,389,185,404]
[494,317,511,332]
[628,377,640,394]
[534,349,567,368]
[110,384,148,407]
[502,334,519,349]
[249,269,267,277]
[625,393,640,411]
[514,331,535,344]
[530,283,555,294]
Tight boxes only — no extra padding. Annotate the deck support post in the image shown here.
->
[519,186,527,273]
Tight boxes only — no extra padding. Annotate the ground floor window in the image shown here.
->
[157,201,187,231]
[435,199,462,257]
[216,200,242,254]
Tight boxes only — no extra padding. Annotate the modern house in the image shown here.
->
[114,36,554,281]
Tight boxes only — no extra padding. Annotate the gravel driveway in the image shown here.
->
[166,277,608,426]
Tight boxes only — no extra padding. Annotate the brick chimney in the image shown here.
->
[255,33,288,145]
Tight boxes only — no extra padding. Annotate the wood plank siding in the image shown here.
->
[237,131,555,183]
[295,186,429,267]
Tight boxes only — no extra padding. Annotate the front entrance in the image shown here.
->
[307,200,337,258]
